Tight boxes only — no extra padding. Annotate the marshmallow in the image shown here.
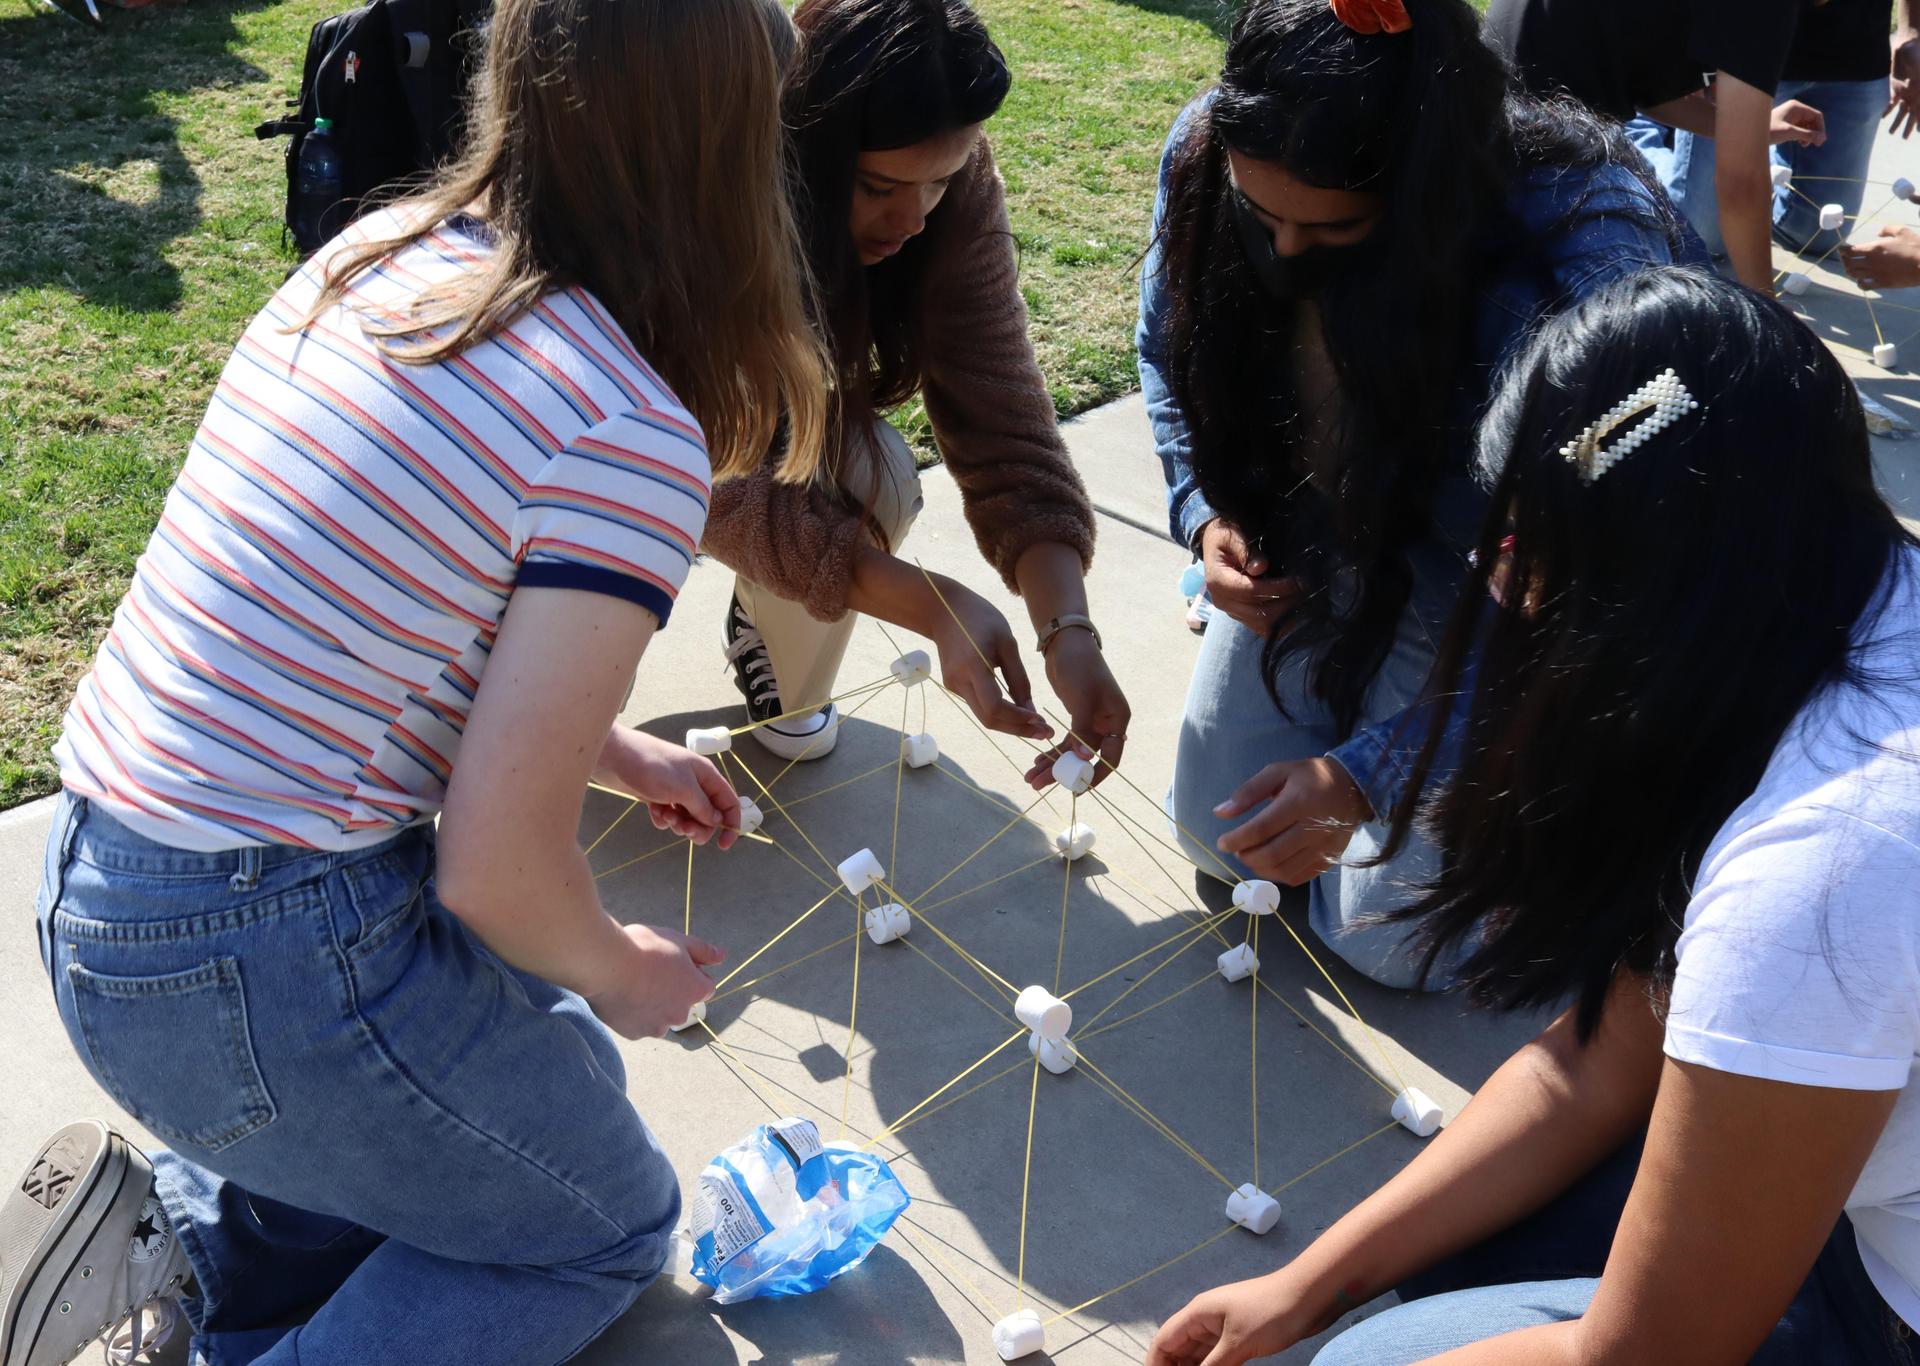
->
[735,797,763,838]
[1820,203,1845,231]
[1232,879,1280,916]
[1896,176,1916,202]
[902,732,939,769]
[1225,1182,1281,1235]
[889,650,932,687]
[992,1309,1046,1361]
[1781,271,1811,296]
[1052,751,1096,795]
[685,726,732,756]
[836,847,886,895]
[1771,163,1792,190]
[863,901,911,945]
[1391,1086,1444,1138]
[1876,342,1900,369]
[1014,985,1072,1040]
[1216,942,1260,983]
[1027,1030,1077,1074]
[1053,822,1095,861]
[669,1000,707,1033]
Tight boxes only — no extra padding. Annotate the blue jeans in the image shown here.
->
[1312,1137,1918,1365]
[1165,560,1461,990]
[33,792,679,1366]
[1639,78,1891,261]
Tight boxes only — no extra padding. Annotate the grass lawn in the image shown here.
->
[0,0,1226,809]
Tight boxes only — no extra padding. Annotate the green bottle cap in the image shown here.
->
[313,116,333,132]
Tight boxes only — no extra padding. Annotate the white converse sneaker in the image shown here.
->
[722,595,840,761]
[0,1123,189,1366]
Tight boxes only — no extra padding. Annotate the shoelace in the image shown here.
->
[721,622,781,708]
[103,1298,179,1365]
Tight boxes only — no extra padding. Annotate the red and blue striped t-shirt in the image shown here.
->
[56,211,712,851]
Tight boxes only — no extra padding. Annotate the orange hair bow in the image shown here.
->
[1329,0,1411,34]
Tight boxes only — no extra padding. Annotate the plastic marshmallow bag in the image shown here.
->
[685,1116,911,1304]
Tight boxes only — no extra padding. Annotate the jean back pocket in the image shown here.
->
[67,955,278,1154]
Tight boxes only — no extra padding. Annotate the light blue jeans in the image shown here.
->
[1635,77,1891,262]
[1165,564,1459,991]
[33,792,679,1366]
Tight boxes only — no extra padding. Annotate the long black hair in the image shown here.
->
[1385,266,1917,1035]
[786,0,1010,454]
[1159,0,1673,736]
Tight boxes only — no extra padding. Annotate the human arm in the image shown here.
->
[1712,74,1801,292]
[1412,1065,1895,1366]
[436,588,724,1038]
[1147,975,1669,1366]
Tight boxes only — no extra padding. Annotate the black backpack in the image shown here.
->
[256,0,489,255]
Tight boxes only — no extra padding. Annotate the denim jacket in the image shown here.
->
[1138,96,1675,816]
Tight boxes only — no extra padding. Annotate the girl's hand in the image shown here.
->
[1024,629,1130,790]
[1146,1272,1314,1366]
[580,923,726,1039]
[594,725,742,849]
[1768,99,1826,147]
[1889,32,1920,138]
[926,574,1055,743]
[1200,519,1300,635]
[1841,224,1920,291]
[1215,757,1371,885]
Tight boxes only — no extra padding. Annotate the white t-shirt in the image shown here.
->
[1666,547,1920,1329]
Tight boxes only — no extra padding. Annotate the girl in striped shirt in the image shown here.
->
[0,1,825,1363]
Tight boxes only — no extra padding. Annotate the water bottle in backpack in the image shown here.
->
[291,117,347,252]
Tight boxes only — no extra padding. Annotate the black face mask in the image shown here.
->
[1230,187,1376,302]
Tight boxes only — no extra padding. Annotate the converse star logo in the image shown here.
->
[127,1195,171,1264]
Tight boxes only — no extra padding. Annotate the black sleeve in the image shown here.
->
[1693,0,1800,97]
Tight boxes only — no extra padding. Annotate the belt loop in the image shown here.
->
[229,845,262,893]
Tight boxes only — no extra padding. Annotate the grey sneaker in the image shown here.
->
[0,1122,189,1366]
[722,595,839,761]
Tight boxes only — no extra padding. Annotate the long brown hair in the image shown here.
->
[299,0,826,483]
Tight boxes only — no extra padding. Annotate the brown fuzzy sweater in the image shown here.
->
[700,140,1098,622]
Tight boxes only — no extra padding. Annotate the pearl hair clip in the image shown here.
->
[1560,368,1700,484]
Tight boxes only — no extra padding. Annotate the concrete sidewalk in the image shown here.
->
[9,126,1920,1366]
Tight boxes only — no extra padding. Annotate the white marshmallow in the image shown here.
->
[1391,1086,1444,1138]
[685,726,732,756]
[1014,985,1072,1040]
[1053,822,1095,861]
[836,847,886,895]
[669,1000,707,1033]
[901,732,939,769]
[1225,1182,1281,1235]
[1027,1030,1077,1074]
[1876,342,1900,369]
[889,650,932,686]
[1052,751,1096,794]
[1771,163,1792,190]
[1820,203,1846,231]
[1781,271,1811,296]
[1217,942,1260,983]
[1232,879,1280,915]
[735,797,763,838]
[864,901,911,945]
[1896,176,1916,202]
[992,1309,1046,1361]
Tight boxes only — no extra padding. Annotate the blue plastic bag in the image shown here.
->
[687,1116,911,1304]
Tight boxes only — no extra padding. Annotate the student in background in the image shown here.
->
[1139,0,1679,986]
[701,0,1131,784]
[1669,0,1920,259]
[0,1,823,1363]
[1484,0,1824,292]
[1149,268,1919,1366]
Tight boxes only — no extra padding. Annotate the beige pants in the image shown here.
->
[732,420,925,713]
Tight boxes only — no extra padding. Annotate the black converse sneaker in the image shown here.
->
[0,1122,189,1366]
[722,594,839,761]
